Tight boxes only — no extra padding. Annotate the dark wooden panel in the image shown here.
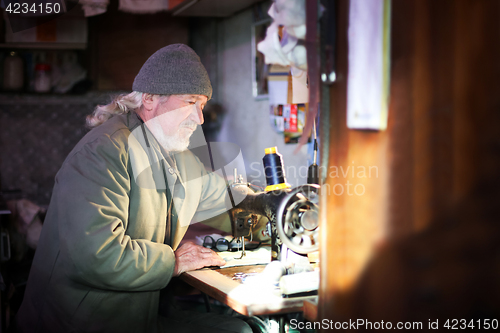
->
[88,2,189,91]
[319,0,500,327]
[387,0,416,238]
[427,0,455,222]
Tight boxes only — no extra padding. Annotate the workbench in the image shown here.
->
[180,264,317,317]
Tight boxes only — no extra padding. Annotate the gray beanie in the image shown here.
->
[132,44,212,99]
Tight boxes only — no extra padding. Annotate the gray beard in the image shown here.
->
[147,117,194,152]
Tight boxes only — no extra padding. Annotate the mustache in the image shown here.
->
[180,120,198,130]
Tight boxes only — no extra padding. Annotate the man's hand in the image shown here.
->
[173,241,226,276]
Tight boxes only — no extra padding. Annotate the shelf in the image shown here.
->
[0,42,87,50]
[170,0,265,17]
[0,91,117,105]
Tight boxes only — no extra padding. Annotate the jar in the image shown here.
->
[34,63,51,93]
[3,51,24,91]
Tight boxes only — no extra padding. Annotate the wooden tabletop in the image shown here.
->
[180,265,317,317]
[303,297,318,321]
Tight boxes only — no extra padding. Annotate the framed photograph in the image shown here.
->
[251,18,272,100]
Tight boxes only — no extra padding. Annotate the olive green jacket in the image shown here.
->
[16,113,231,333]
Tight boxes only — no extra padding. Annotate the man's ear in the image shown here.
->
[142,93,157,111]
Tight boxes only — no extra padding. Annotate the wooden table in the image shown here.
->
[180,265,317,317]
[303,297,318,322]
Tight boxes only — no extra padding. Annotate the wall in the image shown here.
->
[191,5,311,188]
[0,1,190,205]
[1,2,312,204]
[0,93,111,204]
[88,2,189,90]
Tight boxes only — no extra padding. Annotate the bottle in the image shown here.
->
[3,51,24,91]
[34,63,51,93]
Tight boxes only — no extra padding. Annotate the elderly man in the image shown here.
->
[15,44,252,333]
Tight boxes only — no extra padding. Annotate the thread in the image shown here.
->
[263,147,291,191]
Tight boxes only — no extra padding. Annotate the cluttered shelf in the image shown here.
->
[0,90,122,105]
[1,48,91,94]
[0,43,87,50]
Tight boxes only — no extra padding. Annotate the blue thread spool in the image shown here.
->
[263,147,291,191]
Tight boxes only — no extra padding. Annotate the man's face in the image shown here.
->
[146,94,207,152]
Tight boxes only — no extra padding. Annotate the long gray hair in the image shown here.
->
[86,91,144,128]
[86,92,173,128]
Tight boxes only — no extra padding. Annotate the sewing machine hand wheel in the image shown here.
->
[276,184,320,254]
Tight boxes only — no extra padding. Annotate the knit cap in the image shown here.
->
[132,44,212,99]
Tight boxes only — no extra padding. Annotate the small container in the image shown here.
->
[3,51,24,91]
[34,63,51,93]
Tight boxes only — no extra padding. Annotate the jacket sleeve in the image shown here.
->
[55,130,175,292]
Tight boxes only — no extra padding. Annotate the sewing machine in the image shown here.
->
[178,156,320,326]
[227,171,320,264]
